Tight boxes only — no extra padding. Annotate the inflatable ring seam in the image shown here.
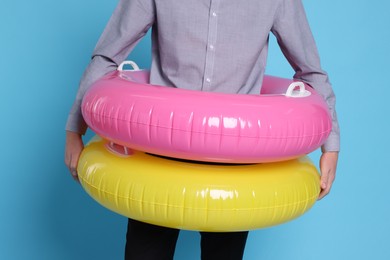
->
[89,114,332,139]
[79,176,318,210]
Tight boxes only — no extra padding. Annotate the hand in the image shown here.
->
[318,151,339,200]
[64,131,84,182]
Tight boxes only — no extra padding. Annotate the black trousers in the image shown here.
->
[125,219,248,260]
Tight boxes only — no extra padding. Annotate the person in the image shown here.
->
[65,0,340,259]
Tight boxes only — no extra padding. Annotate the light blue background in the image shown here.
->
[1,0,389,259]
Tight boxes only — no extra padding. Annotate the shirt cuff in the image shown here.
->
[65,112,88,135]
[321,132,340,152]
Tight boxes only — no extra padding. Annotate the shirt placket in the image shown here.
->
[202,0,220,91]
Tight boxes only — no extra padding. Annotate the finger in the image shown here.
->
[68,154,80,182]
[319,183,332,200]
[70,168,78,177]
[318,185,330,200]
[70,168,79,182]
[72,172,79,182]
[318,165,329,200]
[318,169,335,200]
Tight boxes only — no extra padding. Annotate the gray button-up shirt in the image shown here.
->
[66,0,340,151]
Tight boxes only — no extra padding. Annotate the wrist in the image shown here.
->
[66,130,82,140]
[321,146,339,154]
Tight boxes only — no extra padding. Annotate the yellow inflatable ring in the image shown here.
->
[78,136,320,231]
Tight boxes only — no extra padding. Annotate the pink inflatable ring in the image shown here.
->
[82,61,331,163]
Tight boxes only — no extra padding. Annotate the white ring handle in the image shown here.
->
[285,82,311,98]
[118,61,140,71]
[105,142,133,157]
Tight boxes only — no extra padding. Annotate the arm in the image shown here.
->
[271,0,340,199]
[318,150,338,200]
[65,0,155,179]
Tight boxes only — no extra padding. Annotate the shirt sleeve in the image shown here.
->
[65,0,155,134]
[271,0,340,152]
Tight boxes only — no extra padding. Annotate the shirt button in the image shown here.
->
[206,78,211,83]
[209,44,214,50]
[212,12,217,17]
